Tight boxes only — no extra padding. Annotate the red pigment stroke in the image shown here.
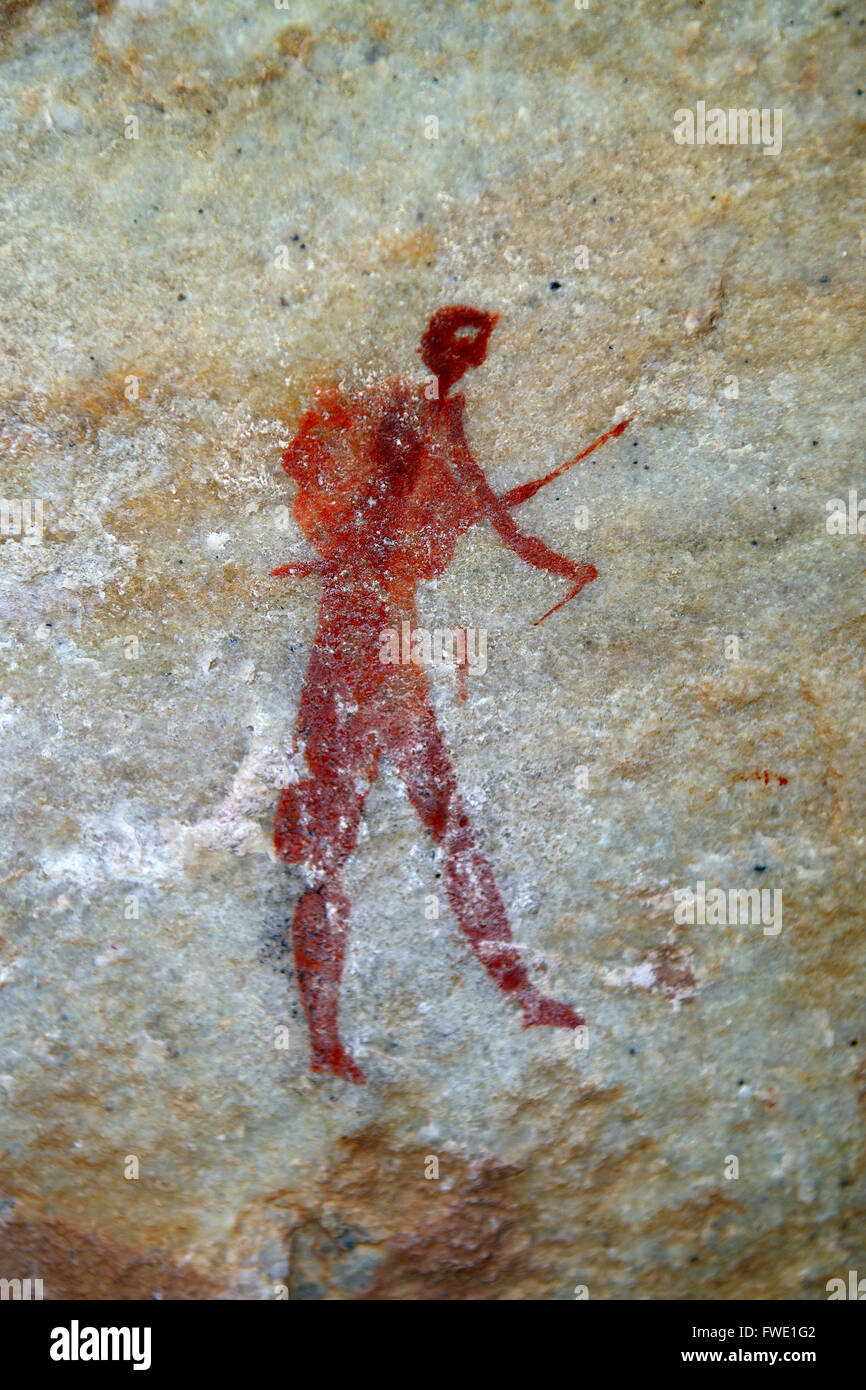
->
[738,770,789,787]
[271,305,629,1082]
[455,625,469,703]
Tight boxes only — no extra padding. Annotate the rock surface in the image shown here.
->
[0,0,864,1298]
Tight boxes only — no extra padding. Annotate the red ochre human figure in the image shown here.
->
[272,306,630,1083]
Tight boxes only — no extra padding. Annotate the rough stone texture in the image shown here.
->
[0,0,864,1299]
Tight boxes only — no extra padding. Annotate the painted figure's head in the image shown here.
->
[420,305,498,398]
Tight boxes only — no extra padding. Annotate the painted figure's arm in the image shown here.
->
[444,396,599,625]
[271,558,333,578]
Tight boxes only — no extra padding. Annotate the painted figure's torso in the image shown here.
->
[287,383,478,584]
[285,381,478,689]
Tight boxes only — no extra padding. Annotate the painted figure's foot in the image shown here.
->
[311,1041,367,1085]
[521,992,584,1030]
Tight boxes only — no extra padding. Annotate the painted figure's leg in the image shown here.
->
[274,768,373,1084]
[390,706,583,1030]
